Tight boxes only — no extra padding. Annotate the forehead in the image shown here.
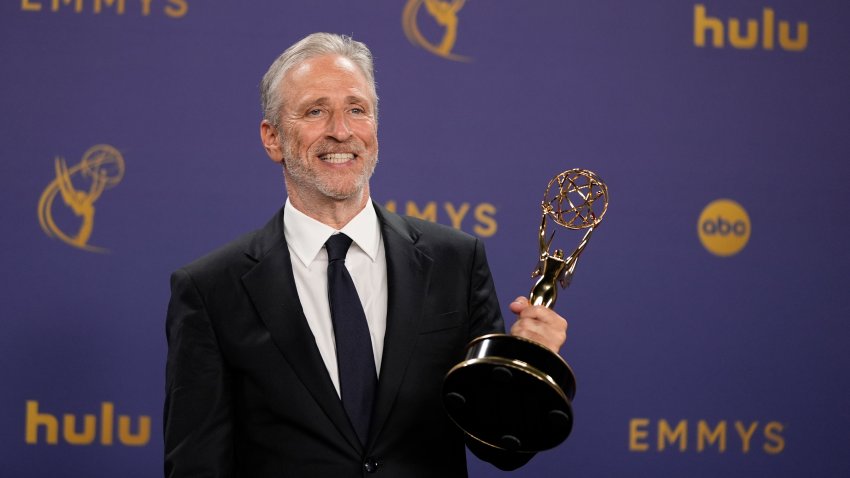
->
[281,54,373,106]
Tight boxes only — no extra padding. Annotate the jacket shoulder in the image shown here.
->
[180,230,259,277]
[174,208,284,284]
[377,204,478,249]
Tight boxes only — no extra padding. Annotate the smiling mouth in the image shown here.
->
[319,153,355,164]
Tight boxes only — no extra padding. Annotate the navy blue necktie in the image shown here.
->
[325,233,377,444]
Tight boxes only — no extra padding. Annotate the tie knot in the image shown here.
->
[325,233,353,262]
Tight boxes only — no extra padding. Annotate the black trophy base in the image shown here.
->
[442,334,576,453]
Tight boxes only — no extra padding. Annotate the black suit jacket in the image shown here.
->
[165,204,530,477]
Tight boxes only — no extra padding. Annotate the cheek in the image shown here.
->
[356,128,378,147]
[351,119,376,136]
[288,125,321,152]
[295,138,320,158]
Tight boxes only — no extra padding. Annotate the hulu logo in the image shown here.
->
[694,4,808,51]
[25,400,150,446]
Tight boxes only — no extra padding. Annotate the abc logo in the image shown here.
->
[697,199,750,256]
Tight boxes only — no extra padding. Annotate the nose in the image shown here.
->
[326,111,352,142]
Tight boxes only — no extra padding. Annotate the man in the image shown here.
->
[165,32,567,477]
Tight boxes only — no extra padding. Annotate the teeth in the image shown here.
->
[320,153,354,163]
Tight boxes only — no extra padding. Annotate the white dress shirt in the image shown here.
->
[283,198,388,397]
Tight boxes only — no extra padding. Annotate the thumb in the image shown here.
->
[509,296,529,314]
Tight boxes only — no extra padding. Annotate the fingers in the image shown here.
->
[509,296,568,353]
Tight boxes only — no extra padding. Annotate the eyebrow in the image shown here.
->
[299,95,370,109]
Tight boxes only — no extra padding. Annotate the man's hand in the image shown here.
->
[508,296,568,353]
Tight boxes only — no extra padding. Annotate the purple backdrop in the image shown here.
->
[2,1,849,476]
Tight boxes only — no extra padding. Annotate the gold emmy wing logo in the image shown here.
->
[403,0,470,61]
[697,199,751,257]
[37,144,125,253]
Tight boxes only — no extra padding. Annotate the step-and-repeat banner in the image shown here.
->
[2,1,849,476]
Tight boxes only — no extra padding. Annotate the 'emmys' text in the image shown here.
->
[629,418,785,454]
[384,200,497,238]
[20,0,188,18]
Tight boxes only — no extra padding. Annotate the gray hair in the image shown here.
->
[260,32,377,126]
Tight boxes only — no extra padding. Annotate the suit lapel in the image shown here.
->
[240,209,362,453]
[368,206,434,446]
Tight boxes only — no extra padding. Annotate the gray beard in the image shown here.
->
[282,142,378,201]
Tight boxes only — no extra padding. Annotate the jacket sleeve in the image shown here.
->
[464,238,536,470]
[164,268,234,477]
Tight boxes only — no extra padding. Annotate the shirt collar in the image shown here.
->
[283,197,381,268]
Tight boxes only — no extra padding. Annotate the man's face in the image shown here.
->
[269,54,378,203]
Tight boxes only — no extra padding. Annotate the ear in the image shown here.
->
[260,119,284,164]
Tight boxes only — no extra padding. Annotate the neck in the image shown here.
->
[286,185,370,230]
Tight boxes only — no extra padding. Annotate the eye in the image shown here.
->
[307,108,323,117]
[350,107,364,115]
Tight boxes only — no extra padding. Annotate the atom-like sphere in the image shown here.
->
[543,169,608,230]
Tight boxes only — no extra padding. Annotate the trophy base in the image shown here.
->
[442,334,576,453]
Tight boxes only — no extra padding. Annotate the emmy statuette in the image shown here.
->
[442,169,609,453]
